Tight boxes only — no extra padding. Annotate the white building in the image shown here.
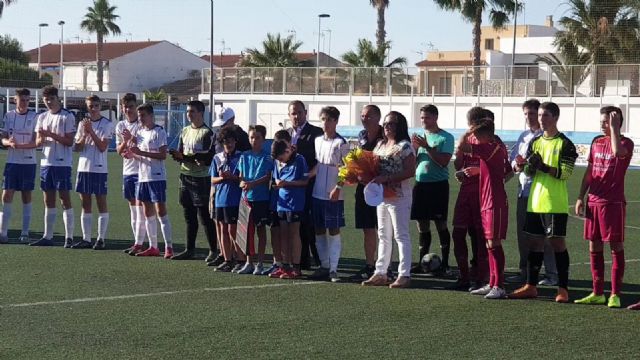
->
[26,40,209,92]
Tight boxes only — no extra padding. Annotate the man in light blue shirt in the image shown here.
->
[508,99,557,285]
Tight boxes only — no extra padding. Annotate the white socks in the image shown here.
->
[315,234,329,269]
[22,203,32,235]
[134,206,146,246]
[98,213,109,240]
[44,207,57,240]
[1,203,12,237]
[129,204,136,240]
[159,215,172,248]
[62,208,74,240]
[81,212,93,242]
[327,234,342,273]
[145,215,158,249]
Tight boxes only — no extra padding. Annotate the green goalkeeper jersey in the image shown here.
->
[525,132,578,214]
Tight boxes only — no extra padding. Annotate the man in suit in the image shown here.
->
[286,100,324,269]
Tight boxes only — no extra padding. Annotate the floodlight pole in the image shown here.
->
[209,0,214,124]
[510,0,518,95]
[38,23,49,78]
[316,13,330,94]
[58,21,65,89]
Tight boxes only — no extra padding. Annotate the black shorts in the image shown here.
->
[410,180,449,221]
[355,183,377,229]
[277,210,304,223]
[215,206,239,225]
[179,174,210,208]
[523,212,568,238]
[269,210,280,227]
[248,200,270,227]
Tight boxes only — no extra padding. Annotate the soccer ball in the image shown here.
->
[421,253,442,273]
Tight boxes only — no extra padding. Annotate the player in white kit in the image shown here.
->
[129,103,173,258]
[115,93,147,255]
[71,95,114,249]
[30,86,76,247]
[0,89,38,244]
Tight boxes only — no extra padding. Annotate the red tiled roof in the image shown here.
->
[26,41,162,65]
[415,59,486,67]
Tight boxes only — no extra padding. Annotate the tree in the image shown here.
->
[0,34,29,64]
[0,0,16,18]
[433,0,518,92]
[369,0,390,49]
[240,33,306,67]
[341,38,406,67]
[143,88,167,103]
[541,0,640,95]
[80,0,121,91]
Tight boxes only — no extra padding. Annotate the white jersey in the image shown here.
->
[75,117,114,173]
[2,109,37,165]
[136,125,167,182]
[115,119,142,176]
[36,108,76,167]
[312,134,350,200]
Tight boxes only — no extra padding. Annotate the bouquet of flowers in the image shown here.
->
[337,148,395,198]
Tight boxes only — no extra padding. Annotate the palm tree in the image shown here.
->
[545,0,640,94]
[341,38,406,67]
[240,33,305,67]
[80,0,121,91]
[434,0,518,92]
[369,0,390,49]
[0,0,16,18]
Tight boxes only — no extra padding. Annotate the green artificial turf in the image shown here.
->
[1,153,639,359]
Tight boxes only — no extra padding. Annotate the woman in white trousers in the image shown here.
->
[362,111,416,288]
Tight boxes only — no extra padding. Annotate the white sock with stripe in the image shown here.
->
[44,207,57,240]
[159,215,172,249]
[129,204,136,241]
[135,206,146,246]
[21,203,32,236]
[62,208,74,240]
[81,211,92,242]
[314,234,329,269]
[145,215,158,249]
[98,213,109,240]
[1,202,12,237]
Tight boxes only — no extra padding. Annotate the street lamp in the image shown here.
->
[209,0,214,125]
[58,21,65,89]
[316,13,330,94]
[38,23,49,78]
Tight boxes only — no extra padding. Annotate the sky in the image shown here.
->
[1,0,569,65]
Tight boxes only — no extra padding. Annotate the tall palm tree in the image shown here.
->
[240,33,305,67]
[369,0,390,49]
[341,38,406,67]
[434,0,518,92]
[0,0,16,18]
[80,0,121,91]
[542,0,640,94]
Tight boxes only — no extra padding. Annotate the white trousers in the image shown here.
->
[374,195,412,278]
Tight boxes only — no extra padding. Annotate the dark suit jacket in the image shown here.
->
[286,122,323,170]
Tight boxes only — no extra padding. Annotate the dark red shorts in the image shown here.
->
[452,189,482,229]
[584,202,625,243]
[481,207,508,241]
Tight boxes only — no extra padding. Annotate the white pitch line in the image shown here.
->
[1,281,321,309]
[567,208,640,230]
[505,259,640,271]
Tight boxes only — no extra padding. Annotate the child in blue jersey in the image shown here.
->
[269,138,308,279]
[210,127,245,272]
[237,125,274,275]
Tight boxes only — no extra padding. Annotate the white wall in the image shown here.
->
[499,36,557,55]
[201,93,640,141]
[526,25,558,37]
[108,41,209,92]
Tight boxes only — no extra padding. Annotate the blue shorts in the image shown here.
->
[40,166,72,191]
[136,181,167,203]
[312,198,345,229]
[123,174,138,200]
[3,163,36,191]
[75,172,108,195]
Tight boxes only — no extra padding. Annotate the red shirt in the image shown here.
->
[587,135,634,204]
[470,142,509,211]
[459,134,511,196]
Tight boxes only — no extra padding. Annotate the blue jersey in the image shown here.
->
[238,149,273,202]
[209,151,242,207]
[273,153,308,212]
